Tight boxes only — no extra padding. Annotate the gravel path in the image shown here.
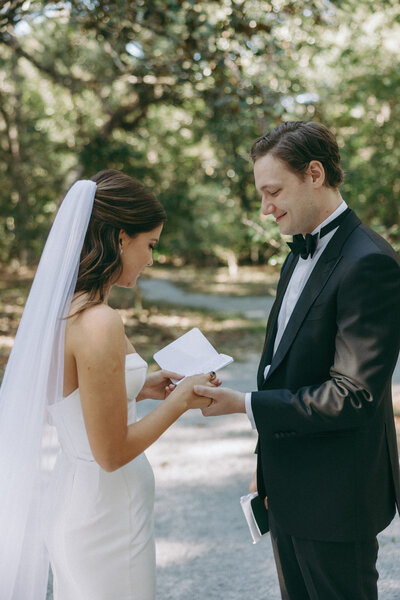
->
[138,277,276,320]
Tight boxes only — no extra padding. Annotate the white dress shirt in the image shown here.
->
[245,201,348,429]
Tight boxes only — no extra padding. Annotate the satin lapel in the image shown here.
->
[263,210,361,385]
[257,253,298,388]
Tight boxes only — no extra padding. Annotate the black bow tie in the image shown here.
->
[287,208,351,260]
[288,233,317,259]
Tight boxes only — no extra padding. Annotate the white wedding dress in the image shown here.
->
[44,353,155,600]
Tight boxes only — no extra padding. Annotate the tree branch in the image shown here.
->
[0,30,99,93]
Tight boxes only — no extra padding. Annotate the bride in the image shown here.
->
[0,169,218,600]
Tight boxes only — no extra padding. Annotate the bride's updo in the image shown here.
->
[74,169,166,309]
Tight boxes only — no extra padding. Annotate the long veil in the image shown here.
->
[0,180,96,599]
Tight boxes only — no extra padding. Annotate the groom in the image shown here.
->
[195,121,400,599]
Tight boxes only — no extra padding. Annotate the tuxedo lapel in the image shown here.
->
[267,254,342,381]
[262,210,360,386]
[257,253,298,388]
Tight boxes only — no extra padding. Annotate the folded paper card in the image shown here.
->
[153,327,233,378]
[240,492,269,544]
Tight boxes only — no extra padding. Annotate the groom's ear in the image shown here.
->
[307,160,325,187]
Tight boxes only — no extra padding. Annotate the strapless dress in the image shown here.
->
[44,353,155,600]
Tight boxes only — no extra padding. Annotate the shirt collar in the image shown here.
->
[311,200,348,236]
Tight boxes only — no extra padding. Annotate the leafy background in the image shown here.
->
[0,0,399,269]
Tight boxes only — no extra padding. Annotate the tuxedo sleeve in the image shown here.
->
[251,252,400,438]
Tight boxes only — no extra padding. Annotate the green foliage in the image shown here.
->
[0,0,399,267]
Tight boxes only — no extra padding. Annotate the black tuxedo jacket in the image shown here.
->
[252,210,400,542]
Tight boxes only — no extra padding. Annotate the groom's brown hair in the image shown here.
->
[250,121,344,189]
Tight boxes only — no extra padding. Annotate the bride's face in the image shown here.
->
[115,224,163,288]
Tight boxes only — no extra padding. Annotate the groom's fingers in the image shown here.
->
[197,387,246,416]
[164,383,176,394]
[194,385,224,417]
[193,384,217,398]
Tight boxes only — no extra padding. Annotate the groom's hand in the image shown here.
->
[193,385,246,416]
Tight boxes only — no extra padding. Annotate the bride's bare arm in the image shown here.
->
[71,305,212,472]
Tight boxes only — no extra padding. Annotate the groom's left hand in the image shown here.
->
[193,385,246,416]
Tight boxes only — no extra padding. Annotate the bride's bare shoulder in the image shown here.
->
[76,302,122,327]
[67,301,125,354]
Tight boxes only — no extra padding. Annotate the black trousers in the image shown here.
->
[269,511,379,600]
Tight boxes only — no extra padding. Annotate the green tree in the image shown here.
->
[0,0,398,267]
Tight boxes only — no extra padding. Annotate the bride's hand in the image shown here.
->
[137,370,183,401]
[167,372,221,411]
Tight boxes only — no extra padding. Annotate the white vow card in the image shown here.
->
[240,492,269,544]
[153,327,233,381]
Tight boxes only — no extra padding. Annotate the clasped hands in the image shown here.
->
[194,383,246,416]
[138,369,223,405]
[139,370,245,416]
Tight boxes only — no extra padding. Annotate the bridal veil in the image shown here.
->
[0,180,96,599]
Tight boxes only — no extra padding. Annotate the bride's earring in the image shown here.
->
[120,240,123,255]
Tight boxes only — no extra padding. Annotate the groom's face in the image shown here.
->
[254,153,320,236]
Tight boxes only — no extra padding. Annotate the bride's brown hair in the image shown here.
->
[74,169,166,311]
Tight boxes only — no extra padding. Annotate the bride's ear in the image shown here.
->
[118,229,127,254]
[118,229,128,243]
